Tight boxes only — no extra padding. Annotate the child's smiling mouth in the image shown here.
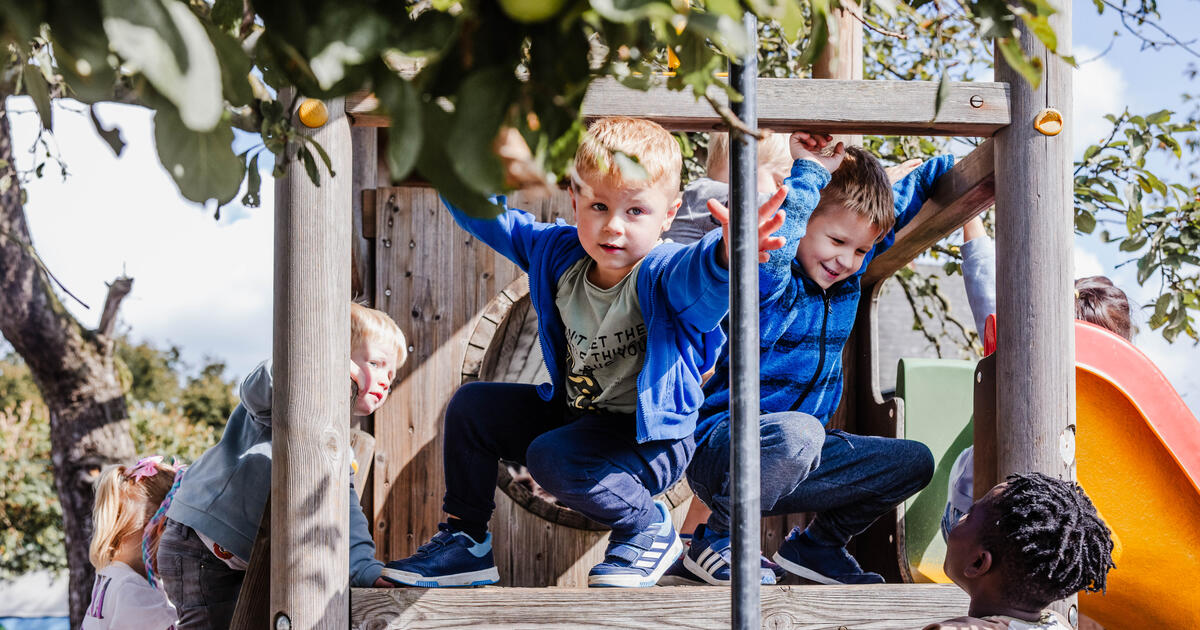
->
[599,244,624,253]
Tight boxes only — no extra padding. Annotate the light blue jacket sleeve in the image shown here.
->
[761,159,831,296]
[961,235,996,335]
[655,228,731,331]
[348,480,383,587]
[441,194,570,272]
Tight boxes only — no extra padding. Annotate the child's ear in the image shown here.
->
[962,549,993,579]
[662,196,681,231]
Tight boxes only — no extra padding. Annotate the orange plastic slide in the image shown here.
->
[1074,321,1200,628]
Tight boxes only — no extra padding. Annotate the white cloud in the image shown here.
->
[8,97,273,380]
[1072,46,1127,156]
[1073,245,1104,278]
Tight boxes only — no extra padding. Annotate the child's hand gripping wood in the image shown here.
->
[789,131,846,173]
[707,185,788,268]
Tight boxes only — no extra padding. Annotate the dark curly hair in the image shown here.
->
[981,472,1116,609]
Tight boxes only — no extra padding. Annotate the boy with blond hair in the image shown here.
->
[159,302,407,629]
[671,132,954,586]
[381,116,787,588]
[664,130,793,244]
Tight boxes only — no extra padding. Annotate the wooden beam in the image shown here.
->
[272,92,353,629]
[347,78,1010,136]
[350,585,969,629]
[994,0,1076,619]
[861,140,996,287]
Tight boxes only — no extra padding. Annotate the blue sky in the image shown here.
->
[4,3,1198,415]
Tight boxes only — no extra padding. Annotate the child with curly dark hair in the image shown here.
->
[927,472,1116,630]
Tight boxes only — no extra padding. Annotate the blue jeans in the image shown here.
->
[442,381,694,537]
[686,411,934,544]
[157,518,244,630]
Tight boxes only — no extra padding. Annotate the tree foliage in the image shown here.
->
[0,351,222,578]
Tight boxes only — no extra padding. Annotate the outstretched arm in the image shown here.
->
[706,185,788,268]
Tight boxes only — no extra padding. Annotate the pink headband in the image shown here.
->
[128,456,165,482]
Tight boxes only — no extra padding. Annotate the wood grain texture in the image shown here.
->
[993,4,1076,618]
[813,0,864,148]
[862,140,996,287]
[348,78,1010,136]
[272,93,353,629]
[372,188,568,572]
[349,584,970,629]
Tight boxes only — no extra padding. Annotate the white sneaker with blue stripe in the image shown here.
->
[587,499,683,587]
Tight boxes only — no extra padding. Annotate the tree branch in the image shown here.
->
[97,276,133,339]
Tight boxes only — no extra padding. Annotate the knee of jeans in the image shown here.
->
[524,432,579,494]
[762,414,824,470]
[902,440,936,490]
[445,382,489,438]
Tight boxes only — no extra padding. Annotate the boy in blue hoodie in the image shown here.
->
[673,133,954,586]
[381,116,788,588]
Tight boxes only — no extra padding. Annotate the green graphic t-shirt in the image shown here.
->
[554,257,648,413]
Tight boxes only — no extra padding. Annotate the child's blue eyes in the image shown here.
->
[628,208,644,216]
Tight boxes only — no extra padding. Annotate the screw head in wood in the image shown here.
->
[969,94,984,108]
[274,613,292,630]
[1034,108,1064,136]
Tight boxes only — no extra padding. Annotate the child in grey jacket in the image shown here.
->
[157,303,407,629]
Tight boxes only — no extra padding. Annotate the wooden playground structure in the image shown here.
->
[238,4,1125,629]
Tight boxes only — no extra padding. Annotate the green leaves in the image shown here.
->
[153,108,243,205]
[378,76,422,183]
[996,36,1043,89]
[1073,106,1200,344]
[102,0,224,131]
[19,63,53,130]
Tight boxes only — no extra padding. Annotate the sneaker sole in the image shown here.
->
[656,574,703,586]
[770,552,840,585]
[380,566,500,588]
[587,536,684,588]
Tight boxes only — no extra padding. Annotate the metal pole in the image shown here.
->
[729,13,760,630]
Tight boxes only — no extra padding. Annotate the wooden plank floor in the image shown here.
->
[351,584,969,629]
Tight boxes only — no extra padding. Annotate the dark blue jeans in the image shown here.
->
[686,411,934,544]
[442,381,694,537]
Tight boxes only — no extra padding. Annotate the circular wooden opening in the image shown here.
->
[462,276,692,531]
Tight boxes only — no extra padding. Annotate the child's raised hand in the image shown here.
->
[789,131,845,174]
[707,186,788,267]
[884,158,923,184]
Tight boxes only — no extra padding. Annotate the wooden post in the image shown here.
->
[993,0,1076,620]
[272,91,353,629]
[813,0,863,147]
[350,127,378,307]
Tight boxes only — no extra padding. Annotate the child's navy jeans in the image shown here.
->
[442,381,694,537]
[686,411,933,544]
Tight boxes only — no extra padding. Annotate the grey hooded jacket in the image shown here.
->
[166,361,383,586]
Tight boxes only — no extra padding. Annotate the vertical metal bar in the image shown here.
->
[728,13,760,630]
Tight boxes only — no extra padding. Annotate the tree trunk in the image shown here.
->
[1,93,137,627]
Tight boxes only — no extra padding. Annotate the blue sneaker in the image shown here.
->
[772,527,884,585]
[660,540,778,586]
[380,524,500,587]
[682,524,732,585]
[588,500,683,587]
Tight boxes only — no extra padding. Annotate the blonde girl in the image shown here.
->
[84,456,180,630]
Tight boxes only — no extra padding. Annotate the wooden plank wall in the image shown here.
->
[372,186,567,568]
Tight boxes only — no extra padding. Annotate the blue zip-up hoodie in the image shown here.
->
[166,361,383,586]
[696,156,955,443]
[445,195,730,443]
